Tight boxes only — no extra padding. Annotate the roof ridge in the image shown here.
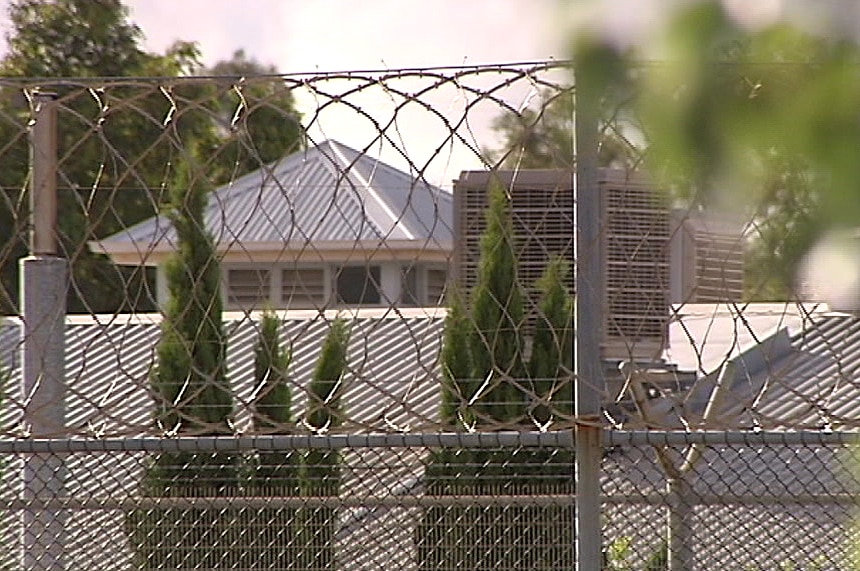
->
[325,140,416,240]
[94,138,453,256]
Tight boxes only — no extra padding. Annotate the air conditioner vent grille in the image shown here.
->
[454,170,669,359]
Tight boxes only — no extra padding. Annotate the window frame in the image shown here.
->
[225,266,275,309]
[333,264,383,306]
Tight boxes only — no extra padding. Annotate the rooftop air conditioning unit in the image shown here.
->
[453,168,669,361]
[598,169,670,361]
[452,169,574,321]
[669,210,746,304]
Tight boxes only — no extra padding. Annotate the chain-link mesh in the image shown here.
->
[603,432,860,570]
[0,435,575,570]
[0,61,859,569]
[1,434,858,570]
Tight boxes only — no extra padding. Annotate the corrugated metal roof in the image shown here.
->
[603,440,856,569]
[2,309,446,438]
[7,302,860,435]
[95,140,453,258]
[662,303,860,430]
[4,307,860,568]
[6,302,860,434]
[665,302,828,377]
[721,313,860,430]
[1,310,446,570]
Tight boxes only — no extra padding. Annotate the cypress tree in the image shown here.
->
[253,310,294,489]
[430,287,476,493]
[526,257,575,500]
[251,310,298,569]
[298,316,349,570]
[305,316,348,436]
[468,176,526,424]
[303,315,348,484]
[528,257,574,424]
[153,155,230,438]
[420,178,574,571]
[128,155,238,570]
[439,287,473,426]
[253,310,293,435]
[148,154,234,492]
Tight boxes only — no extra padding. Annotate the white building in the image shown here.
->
[92,139,453,312]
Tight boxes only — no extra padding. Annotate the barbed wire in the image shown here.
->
[0,62,855,437]
[0,59,858,570]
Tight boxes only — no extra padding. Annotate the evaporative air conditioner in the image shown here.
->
[669,209,746,304]
[452,169,574,320]
[452,168,670,361]
[598,169,670,361]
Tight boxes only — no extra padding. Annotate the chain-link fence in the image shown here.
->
[603,431,860,571]
[0,434,576,571]
[0,61,859,570]
[1,433,857,570]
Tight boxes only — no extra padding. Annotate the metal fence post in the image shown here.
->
[574,66,604,571]
[20,91,68,571]
[667,476,694,571]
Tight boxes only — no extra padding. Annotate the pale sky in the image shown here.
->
[124,0,571,186]
[0,0,572,186]
[2,0,853,186]
[126,0,566,73]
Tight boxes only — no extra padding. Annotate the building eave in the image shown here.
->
[90,239,454,266]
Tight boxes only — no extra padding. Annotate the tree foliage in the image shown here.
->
[128,155,236,570]
[296,317,349,571]
[248,311,300,570]
[486,87,640,170]
[573,1,860,300]
[152,155,231,436]
[492,10,860,301]
[253,310,293,433]
[252,310,296,488]
[426,241,574,569]
[439,287,473,425]
[0,0,204,314]
[468,177,526,423]
[440,178,574,428]
[742,153,824,299]
[570,6,860,566]
[3,0,199,78]
[206,49,305,179]
[528,257,573,423]
[0,1,305,315]
[305,316,349,434]
[302,315,349,494]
